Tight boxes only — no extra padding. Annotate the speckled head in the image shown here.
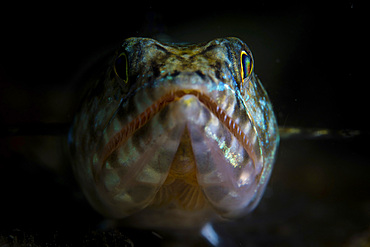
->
[69,37,279,228]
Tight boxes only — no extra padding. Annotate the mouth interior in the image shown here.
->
[100,89,256,171]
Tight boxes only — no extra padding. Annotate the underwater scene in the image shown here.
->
[0,3,367,246]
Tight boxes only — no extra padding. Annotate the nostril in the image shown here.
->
[171,70,180,77]
[195,70,206,80]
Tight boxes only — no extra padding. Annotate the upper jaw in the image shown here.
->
[101,71,262,173]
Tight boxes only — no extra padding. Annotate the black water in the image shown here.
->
[0,3,367,246]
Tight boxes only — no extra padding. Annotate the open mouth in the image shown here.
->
[93,88,264,218]
[99,89,258,171]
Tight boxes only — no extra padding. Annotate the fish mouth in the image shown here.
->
[95,87,263,218]
[99,89,258,170]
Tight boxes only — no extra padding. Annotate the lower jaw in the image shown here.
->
[96,93,259,221]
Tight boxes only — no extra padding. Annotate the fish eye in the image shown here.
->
[240,50,253,80]
[114,52,129,83]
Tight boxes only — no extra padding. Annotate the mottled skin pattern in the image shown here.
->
[69,37,279,230]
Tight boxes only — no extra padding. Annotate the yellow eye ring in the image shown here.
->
[240,50,253,81]
[114,52,129,83]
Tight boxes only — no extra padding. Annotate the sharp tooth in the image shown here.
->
[151,104,156,113]
[141,111,147,125]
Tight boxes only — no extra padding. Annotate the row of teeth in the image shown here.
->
[97,90,258,179]
[199,93,258,161]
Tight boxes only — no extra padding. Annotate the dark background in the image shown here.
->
[0,2,368,246]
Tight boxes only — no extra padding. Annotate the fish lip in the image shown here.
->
[96,88,260,182]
